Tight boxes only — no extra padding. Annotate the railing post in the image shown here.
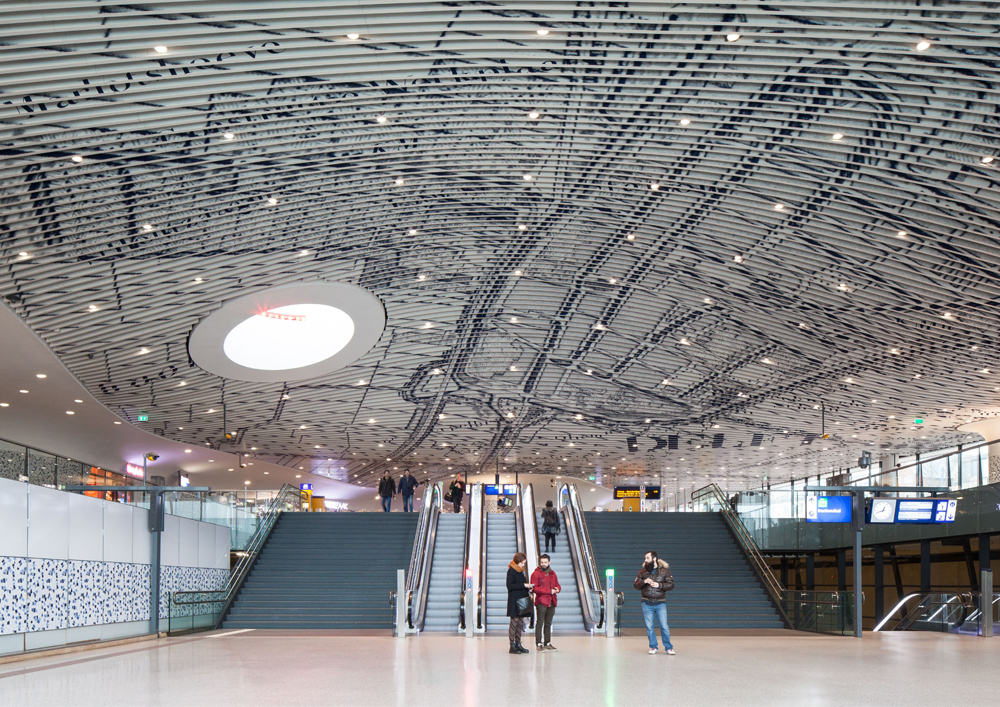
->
[396,569,406,639]
[982,570,994,638]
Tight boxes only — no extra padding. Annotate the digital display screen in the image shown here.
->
[484,484,518,496]
[178,474,190,488]
[614,486,661,499]
[867,498,897,524]
[805,496,852,523]
[895,499,935,523]
[934,499,957,523]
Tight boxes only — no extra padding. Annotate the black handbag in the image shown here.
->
[444,492,453,503]
[516,596,534,616]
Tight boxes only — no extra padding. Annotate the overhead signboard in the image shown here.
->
[895,499,936,523]
[484,484,517,496]
[178,474,190,488]
[867,498,897,524]
[806,496,852,523]
[614,486,661,500]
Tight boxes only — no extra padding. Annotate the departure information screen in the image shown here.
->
[484,484,518,496]
[895,500,935,523]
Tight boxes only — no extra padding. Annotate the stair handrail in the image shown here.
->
[407,482,442,630]
[691,483,792,628]
[558,482,604,631]
[170,483,304,630]
[521,483,541,581]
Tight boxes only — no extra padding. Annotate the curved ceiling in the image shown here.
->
[2,2,999,492]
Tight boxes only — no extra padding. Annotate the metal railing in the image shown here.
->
[558,482,604,631]
[873,592,999,633]
[692,483,858,635]
[169,484,303,633]
[478,485,488,631]
[405,482,442,631]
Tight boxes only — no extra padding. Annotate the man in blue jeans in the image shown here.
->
[634,550,675,655]
[397,470,418,512]
[377,472,396,512]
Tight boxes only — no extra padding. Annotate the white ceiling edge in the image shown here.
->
[0,301,369,503]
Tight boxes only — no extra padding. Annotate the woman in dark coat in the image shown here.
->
[506,552,533,654]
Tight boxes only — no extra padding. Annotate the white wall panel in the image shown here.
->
[177,517,199,567]
[0,477,28,557]
[213,525,231,570]
[26,485,69,560]
[197,523,215,569]
[67,493,103,562]
[159,514,179,566]
[104,502,133,564]
[131,507,151,565]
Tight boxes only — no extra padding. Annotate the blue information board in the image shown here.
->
[484,484,518,496]
[806,496,852,523]
[896,498,957,523]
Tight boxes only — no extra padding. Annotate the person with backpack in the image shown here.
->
[447,478,465,513]
[634,550,675,655]
[540,500,560,551]
[377,472,396,512]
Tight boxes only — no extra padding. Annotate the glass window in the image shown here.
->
[961,448,982,489]
[27,448,57,487]
[0,440,26,481]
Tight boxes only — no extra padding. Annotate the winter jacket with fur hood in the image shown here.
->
[633,559,674,602]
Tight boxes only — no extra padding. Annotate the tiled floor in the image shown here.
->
[1,630,999,706]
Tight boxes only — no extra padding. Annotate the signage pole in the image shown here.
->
[605,569,615,638]
[852,491,863,638]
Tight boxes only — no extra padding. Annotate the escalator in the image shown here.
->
[421,512,467,631]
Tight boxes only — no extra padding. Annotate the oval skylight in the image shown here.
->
[223,304,355,370]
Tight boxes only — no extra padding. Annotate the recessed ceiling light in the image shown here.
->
[523,174,533,180]
[536,28,549,35]
[626,234,635,241]
[139,348,149,354]
[507,412,515,418]
[594,323,606,331]
[942,313,954,319]
[267,197,278,205]
[432,368,442,375]
[890,348,899,354]
[223,132,235,140]
[36,374,46,378]
[527,111,540,120]
[74,399,82,403]
[0,403,7,408]
[983,156,995,164]
[70,155,83,163]
[518,224,527,230]
[679,119,691,126]
[88,304,98,311]
[726,33,740,42]
[608,278,617,284]
[375,115,387,124]
[679,338,691,345]
[971,345,979,351]
[762,357,774,364]
[65,410,74,415]
[661,379,671,385]
[733,255,744,263]
[154,46,168,53]
[509,365,517,371]
[114,421,121,424]
[514,270,522,276]
[408,229,418,235]
[394,178,405,185]
[916,40,931,51]
[774,203,785,210]
[832,133,844,140]
[346,33,360,39]
[417,274,426,281]
[510,317,519,323]
[142,223,153,231]
[650,182,659,190]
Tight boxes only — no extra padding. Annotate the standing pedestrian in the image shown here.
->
[377,472,396,512]
[398,470,417,512]
[448,477,465,513]
[506,552,533,654]
[634,551,675,655]
[530,553,561,651]
[541,500,560,551]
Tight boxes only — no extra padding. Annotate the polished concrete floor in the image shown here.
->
[2,630,999,706]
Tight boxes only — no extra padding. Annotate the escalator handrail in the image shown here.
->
[558,482,603,631]
[460,502,470,629]
[478,485,487,630]
[567,484,602,591]
[406,483,442,629]
[873,591,975,632]
[521,483,541,580]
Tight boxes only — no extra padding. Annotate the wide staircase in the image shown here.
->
[485,513,517,632]
[537,512,584,633]
[422,513,466,631]
[224,512,418,629]
[586,512,784,629]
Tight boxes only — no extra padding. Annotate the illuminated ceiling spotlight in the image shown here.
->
[346,33,361,40]
[726,33,741,42]
[222,132,235,140]
[153,45,168,53]
[518,224,527,230]
[267,197,278,205]
[575,414,583,420]
[983,156,995,164]
[649,182,660,190]
[536,28,550,35]
[774,203,785,210]
[506,412,515,418]
[941,312,955,320]
[375,115,388,124]
[395,178,405,185]
[916,40,931,51]
[733,255,744,263]
[142,223,153,231]
[523,173,533,181]
[70,155,84,163]
[679,119,691,126]
[832,133,844,140]
[626,233,635,241]
[527,111,540,120]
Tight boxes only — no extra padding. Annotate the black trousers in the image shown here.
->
[544,531,556,551]
[535,604,555,645]
[452,496,462,513]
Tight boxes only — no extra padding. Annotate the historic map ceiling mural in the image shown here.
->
[2,2,1000,493]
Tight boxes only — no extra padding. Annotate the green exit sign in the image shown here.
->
[137,414,148,422]
[914,418,924,425]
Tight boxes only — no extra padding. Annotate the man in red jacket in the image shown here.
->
[530,554,561,650]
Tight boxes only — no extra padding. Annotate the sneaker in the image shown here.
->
[648,648,658,655]
[544,643,557,651]
[536,643,544,650]
[666,649,675,655]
